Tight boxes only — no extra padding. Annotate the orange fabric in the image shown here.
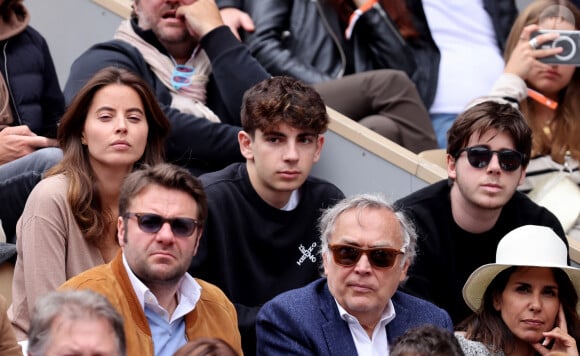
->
[527,88,558,110]
[345,0,379,38]
[60,252,242,356]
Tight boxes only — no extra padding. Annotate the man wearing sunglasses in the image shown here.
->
[188,76,345,355]
[59,163,242,356]
[63,0,270,176]
[255,194,452,355]
[395,101,568,325]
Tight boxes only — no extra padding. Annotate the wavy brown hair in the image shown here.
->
[241,76,328,135]
[47,67,170,246]
[504,0,580,162]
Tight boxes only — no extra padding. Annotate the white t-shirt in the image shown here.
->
[423,0,505,114]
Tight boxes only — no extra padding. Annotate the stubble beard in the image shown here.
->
[137,260,188,289]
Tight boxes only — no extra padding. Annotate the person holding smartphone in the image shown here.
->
[474,0,580,243]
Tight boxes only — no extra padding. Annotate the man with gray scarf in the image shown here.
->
[64,0,269,176]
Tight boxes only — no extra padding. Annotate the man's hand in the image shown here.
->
[0,125,58,165]
[220,7,255,40]
[177,0,225,40]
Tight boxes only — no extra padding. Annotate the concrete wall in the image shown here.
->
[26,0,123,88]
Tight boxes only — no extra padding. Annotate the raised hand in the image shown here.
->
[505,24,563,81]
[219,7,254,41]
[533,304,578,356]
[176,0,225,40]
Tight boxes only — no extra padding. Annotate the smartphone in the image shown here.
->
[531,29,580,66]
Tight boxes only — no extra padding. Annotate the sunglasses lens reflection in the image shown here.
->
[330,245,399,268]
[172,76,190,84]
[465,147,522,172]
[175,65,195,73]
[136,214,196,237]
[466,147,492,168]
[170,218,196,237]
[369,249,397,268]
[171,65,195,89]
[333,245,361,266]
[136,214,163,233]
[498,151,523,171]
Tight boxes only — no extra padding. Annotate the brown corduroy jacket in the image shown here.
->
[60,251,242,356]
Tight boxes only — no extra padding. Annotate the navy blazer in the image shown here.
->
[256,278,453,355]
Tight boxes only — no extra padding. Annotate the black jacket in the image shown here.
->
[1,26,64,137]
[64,19,270,175]
[218,0,517,109]
[242,0,416,84]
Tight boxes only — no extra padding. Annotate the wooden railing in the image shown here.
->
[93,0,132,18]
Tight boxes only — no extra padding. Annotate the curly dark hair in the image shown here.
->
[240,76,328,135]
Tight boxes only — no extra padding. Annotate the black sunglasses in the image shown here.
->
[328,244,405,269]
[125,213,200,238]
[455,146,525,172]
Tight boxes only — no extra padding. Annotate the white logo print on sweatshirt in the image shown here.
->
[296,242,317,266]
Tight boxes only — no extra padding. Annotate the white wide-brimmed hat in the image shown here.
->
[463,225,580,312]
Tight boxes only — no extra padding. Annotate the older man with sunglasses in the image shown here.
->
[394,100,568,325]
[255,193,452,355]
[59,163,242,356]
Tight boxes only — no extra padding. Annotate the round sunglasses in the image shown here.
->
[455,146,525,172]
[171,64,195,90]
[124,212,200,238]
[328,244,405,269]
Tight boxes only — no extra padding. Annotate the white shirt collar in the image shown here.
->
[336,298,396,355]
[280,189,300,211]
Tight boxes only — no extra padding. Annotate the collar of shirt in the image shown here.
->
[122,253,202,322]
[280,189,300,211]
[336,298,396,355]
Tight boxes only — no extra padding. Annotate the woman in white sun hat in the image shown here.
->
[456,225,580,356]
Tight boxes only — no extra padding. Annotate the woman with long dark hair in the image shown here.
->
[9,67,170,339]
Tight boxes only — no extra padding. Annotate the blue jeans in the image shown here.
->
[0,147,62,243]
[431,113,457,148]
